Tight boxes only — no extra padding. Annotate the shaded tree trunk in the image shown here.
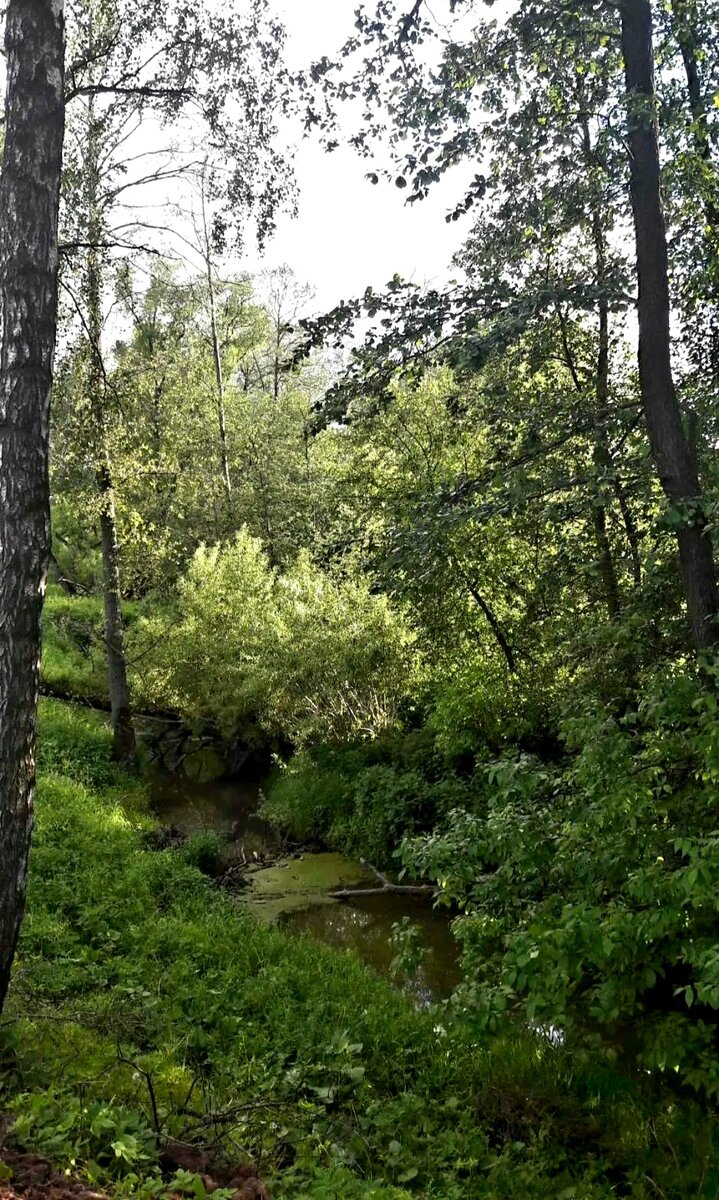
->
[0,0,65,1012]
[449,556,516,672]
[576,106,622,620]
[614,479,643,589]
[669,0,719,249]
[591,212,621,621]
[85,97,136,764]
[621,0,718,651]
[199,174,233,521]
[97,457,136,764]
[556,288,620,620]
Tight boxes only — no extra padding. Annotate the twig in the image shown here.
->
[116,1047,162,1136]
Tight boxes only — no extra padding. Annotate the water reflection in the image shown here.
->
[150,772,461,1003]
[150,773,278,853]
[283,892,461,1004]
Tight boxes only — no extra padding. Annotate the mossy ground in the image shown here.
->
[0,700,715,1199]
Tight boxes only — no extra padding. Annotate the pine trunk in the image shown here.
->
[0,0,65,1011]
[621,0,718,651]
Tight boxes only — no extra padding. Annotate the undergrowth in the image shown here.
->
[0,700,715,1198]
[41,587,141,702]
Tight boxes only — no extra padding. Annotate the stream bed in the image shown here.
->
[151,771,460,1004]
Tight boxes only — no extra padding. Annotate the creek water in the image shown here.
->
[151,771,460,1005]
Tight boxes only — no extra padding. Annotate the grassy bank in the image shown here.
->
[0,700,714,1198]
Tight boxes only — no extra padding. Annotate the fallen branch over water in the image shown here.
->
[330,859,435,900]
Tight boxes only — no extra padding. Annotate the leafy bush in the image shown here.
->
[265,732,489,864]
[179,831,225,875]
[0,700,714,1199]
[41,586,145,705]
[400,662,719,1095]
[139,532,414,746]
[428,658,560,759]
[41,587,108,699]
[10,1092,156,1177]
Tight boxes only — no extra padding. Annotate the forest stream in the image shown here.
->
[151,771,460,1006]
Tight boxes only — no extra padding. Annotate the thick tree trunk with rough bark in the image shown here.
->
[0,0,65,1012]
[621,0,718,651]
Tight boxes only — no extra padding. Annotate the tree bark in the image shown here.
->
[614,479,643,589]
[0,0,65,1012]
[199,173,233,523]
[620,0,718,651]
[85,94,136,764]
[591,209,621,620]
[669,0,719,250]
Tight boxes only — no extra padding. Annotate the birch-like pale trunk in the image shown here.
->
[0,0,66,1011]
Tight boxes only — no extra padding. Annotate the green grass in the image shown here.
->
[41,586,147,703]
[41,586,108,699]
[0,700,715,1198]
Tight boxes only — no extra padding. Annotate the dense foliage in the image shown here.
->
[1,701,716,1199]
[5,0,719,1194]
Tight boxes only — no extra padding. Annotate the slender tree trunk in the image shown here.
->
[621,0,718,651]
[614,479,643,589]
[449,557,516,672]
[273,319,281,403]
[97,457,136,763]
[200,178,233,517]
[85,99,136,764]
[576,106,622,620]
[0,0,65,1012]
[591,212,621,620]
[669,0,719,248]
[556,287,620,619]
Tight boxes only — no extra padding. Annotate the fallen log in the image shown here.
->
[330,859,435,900]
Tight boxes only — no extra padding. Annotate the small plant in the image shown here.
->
[389,918,425,983]
[179,831,225,876]
[9,1093,156,1178]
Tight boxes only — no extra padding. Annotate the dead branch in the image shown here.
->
[330,859,435,900]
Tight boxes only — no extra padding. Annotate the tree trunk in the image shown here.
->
[556,290,620,620]
[85,96,136,764]
[591,211,621,620]
[620,0,718,651]
[669,0,719,250]
[449,556,516,672]
[577,107,622,621]
[614,479,643,589]
[98,457,136,763]
[200,175,233,521]
[0,0,65,1012]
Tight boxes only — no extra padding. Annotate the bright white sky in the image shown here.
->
[244,0,476,310]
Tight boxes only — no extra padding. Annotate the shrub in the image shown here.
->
[2,699,715,1199]
[400,662,719,1095]
[263,732,482,864]
[179,831,225,876]
[141,532,415,746]
[41,587,108,699]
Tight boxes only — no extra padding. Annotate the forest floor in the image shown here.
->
[0,1135,271,1200]
[0,699,716,1199]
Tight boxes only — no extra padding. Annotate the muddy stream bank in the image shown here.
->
[151,772,460,1005]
